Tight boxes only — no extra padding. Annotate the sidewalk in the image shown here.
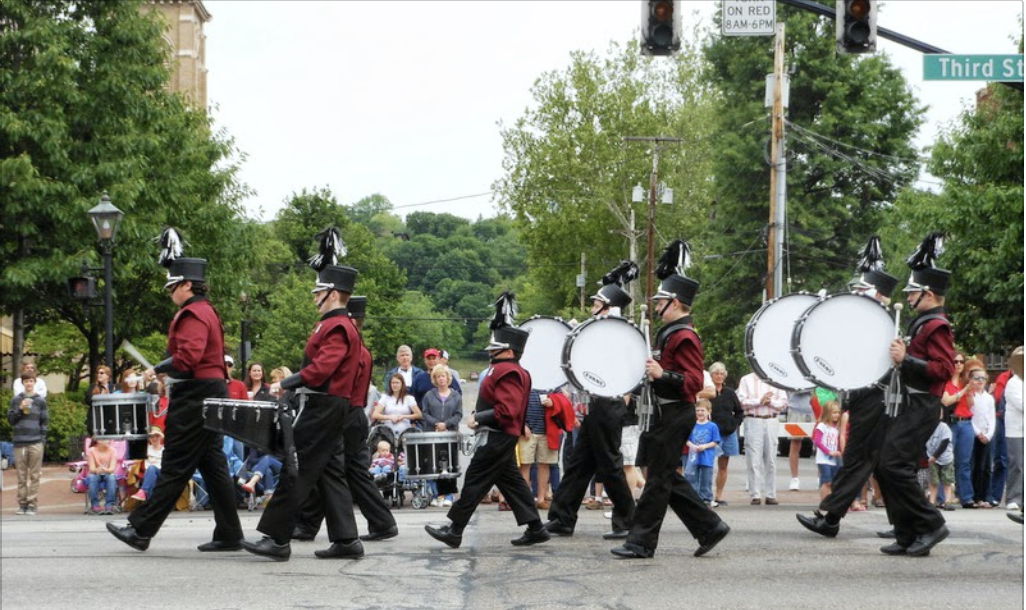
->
[1,456,866,517]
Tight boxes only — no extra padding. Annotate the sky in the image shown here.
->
[202,1,1024,222]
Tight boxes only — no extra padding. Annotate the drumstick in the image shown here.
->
[122,340,153,371]
[892,303,903,340]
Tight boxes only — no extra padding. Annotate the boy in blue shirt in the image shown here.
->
[685,399,721,505]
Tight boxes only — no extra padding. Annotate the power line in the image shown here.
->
[390,191,494,211]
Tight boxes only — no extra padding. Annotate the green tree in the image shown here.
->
[892,83,1024,353]
[495,39,718,314]
[1,0,251,379]
[698,7,925,374]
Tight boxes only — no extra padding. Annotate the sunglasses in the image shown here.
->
[971,375,987,381]
[954,359,965,364]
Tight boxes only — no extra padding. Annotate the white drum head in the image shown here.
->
[745,293,818,391]
[792,293,894,392]
[562,317,647,398]
[518,316,572,391]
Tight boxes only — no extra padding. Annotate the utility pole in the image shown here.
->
[623,136,682,324]
[579,252,586,312]
[766,23,787,300]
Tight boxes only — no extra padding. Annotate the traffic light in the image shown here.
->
[641,0,681,57]
[68,276,96,301]
[836,0,877,54]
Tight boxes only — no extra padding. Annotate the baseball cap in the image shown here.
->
[423,348,440,357]
[224,355,234,366]
[441,350,450,360]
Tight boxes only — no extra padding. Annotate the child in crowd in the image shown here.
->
[370,440,395,479]
[926,410,956,511]
[131,427,164,502]
[684,399,721,504]
[86,438,120,514]
[813,401,843,501]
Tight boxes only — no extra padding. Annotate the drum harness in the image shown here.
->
[885,310,947,418]
[639,313,698,432]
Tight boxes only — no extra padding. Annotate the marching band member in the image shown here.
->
[292,296,399,543]
[611,240,729,559]
[545,261,638,540]
[797,236,900,538]
[425,292,550,549]
[877,232,955,557]
[244,229,362,561]
[107,229,244,554]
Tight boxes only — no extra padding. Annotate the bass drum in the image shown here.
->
[561,316,647,399]
[792,292,894,392]
[744,293,817,391]
[518,316,572,392]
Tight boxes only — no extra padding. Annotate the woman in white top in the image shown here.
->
[371,373,422,439]
[968,364,996,507]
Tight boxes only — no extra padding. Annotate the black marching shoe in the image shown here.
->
[359,525,399,542]
[905,525,949,557]
[602,529,629,540]
[291,527,316,541]
[425,524,463,548]
[796,511,839,538]
[242,536,291,562]
[694,521,731,557]
[876,528,896,539]
[511,527,551,547]
[106,523,151,552]
[197,539,244,552]
[543,520,574,537]
[879,541,910,556]
[610,542,654,559]
[314,539,365,559]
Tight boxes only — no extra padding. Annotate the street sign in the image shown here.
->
[722,0,775,37]
[923,54,1024,82]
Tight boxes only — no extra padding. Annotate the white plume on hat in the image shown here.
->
[156,227,184,268]
[308,227,347,272]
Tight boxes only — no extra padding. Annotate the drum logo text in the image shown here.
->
[813,357,835,376]
[769,363,789,377]
[582,371,606,388]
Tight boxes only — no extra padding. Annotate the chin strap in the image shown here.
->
[656,299,673,318]
[316,289,333,309]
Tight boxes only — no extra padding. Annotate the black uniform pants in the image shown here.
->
[257,395,357,544]
[874,393,946,547]
[627,401,722,553]
[548,398,635,532]
[295,407,395,535]
[820,388,889,518]
[447,432,538,528]
[130,380,242,542]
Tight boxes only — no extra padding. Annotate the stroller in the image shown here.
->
[366,425,409,508]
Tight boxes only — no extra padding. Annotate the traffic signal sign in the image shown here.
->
[68,276,96,301]
[836,0,877,54]
[641,0,681,57]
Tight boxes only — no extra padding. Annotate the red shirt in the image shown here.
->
[905,310,955,398]
[227,379,248,401]
[479,359,531,437]
[657,318,704,404]
[350,345,373,409]
[298,310,362,399]
[945,380,971,419]
[165,296,228,380]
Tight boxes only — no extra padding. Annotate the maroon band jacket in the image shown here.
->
[159,295,227,380]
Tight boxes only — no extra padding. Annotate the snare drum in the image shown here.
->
[518,315,572,391]
[791,292,894,392]
[203,399,279,454]
[745,293,818,392]
[90,393,149,439]
[403,431,461,480]
[562,316,648,399]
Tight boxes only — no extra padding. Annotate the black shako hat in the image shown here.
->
[652,239,699,306]
[591,284,633,309]
[312,265,358,295]
[848,235,899,298]
[903,232,951,296]
[164,257,207,289]
[653,274,700,306]
[348,296,367,319]
[484,291,528,354]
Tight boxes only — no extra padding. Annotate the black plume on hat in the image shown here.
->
[489,291,517,331]
[599,260,639,287]
[308,227,347,272]
[906,231,945,270]
[855,235,885,273]
[156,227,184,268]
[655,239,691,280]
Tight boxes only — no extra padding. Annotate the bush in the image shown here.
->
[0,388,88,463]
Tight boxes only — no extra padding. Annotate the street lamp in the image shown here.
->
[87,192,123,373]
